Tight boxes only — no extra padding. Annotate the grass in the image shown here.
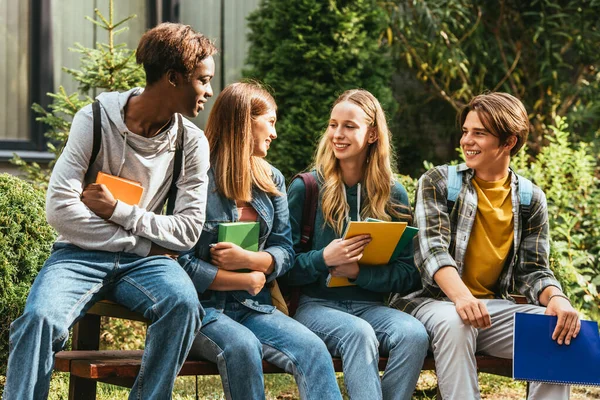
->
[2,371,596,399]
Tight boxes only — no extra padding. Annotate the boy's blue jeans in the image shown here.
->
[3,243,202,400]
[293,296,429,400]
[189,302,342,400]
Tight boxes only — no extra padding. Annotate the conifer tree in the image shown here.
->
[12,0,145,190]
[244,0,395,178]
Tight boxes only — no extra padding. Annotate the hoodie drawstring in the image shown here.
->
[116,132,128,177]
[342,182,361,224]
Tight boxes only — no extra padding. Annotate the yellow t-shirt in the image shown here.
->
[463,174,514,298]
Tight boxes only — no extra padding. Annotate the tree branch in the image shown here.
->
[392,24,463,112]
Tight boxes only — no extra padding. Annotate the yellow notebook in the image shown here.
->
[326,221,407,287]
[96,171,144,206]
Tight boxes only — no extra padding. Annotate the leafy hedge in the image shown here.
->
[244,0,396,178]
[512,118,600,320]
[0,174,56,375]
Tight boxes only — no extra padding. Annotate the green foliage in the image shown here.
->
[11,2,145,190]
[512,117,600,320]
[100,318,146,351]
[383,0,600,154]
[0,174,56,375]
[245,0,396,178]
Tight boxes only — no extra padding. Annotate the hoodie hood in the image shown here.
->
[96,88,179,159]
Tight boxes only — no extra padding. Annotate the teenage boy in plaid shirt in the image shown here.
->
[391,92,579,400]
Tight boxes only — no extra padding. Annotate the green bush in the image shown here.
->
[0,173,56,375]
[244,0,396,178]
[513,117,600,320]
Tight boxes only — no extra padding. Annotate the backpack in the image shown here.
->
[88,101,184,215]
[446,164,533,224]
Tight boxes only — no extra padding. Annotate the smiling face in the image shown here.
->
[460,110,514,180]
[174,55,215,118]
[327,101,377,164]
[251,109,277,157]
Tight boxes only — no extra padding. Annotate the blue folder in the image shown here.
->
[513,312,600,386]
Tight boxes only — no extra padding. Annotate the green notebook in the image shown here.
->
[217,222,260,251]
[390,225,418,260]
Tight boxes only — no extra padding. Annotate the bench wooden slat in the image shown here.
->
[55,349,512,383]
[87,301,149,322]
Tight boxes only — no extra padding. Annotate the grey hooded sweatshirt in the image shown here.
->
[46,88,209,257]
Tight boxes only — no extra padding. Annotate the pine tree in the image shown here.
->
[12,0,145,190]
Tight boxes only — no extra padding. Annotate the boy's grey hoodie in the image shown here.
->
[46,88,209,257]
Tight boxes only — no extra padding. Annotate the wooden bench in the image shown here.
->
[54,299,519,399]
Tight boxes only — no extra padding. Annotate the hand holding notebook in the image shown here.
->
[326,220,411,287]
[95,171,144,206]
[513,312,600,386]
[212,222,260,272]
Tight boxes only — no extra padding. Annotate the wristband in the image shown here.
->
[547,293,571,305]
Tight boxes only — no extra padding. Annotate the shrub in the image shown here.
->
[0,174,56,375]
[513,117,600,320]
[244,0,396,178]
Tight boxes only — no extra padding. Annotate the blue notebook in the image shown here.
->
[513,312,600,386]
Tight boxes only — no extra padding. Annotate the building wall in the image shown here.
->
[0,0,260,175]
[0,0,30,142]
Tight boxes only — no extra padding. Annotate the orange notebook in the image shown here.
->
[96,171,144,206]
[326,221,407,287]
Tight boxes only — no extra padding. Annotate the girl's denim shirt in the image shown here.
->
[178,165,294,323]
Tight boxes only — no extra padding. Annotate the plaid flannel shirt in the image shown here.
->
[390,164,561,313]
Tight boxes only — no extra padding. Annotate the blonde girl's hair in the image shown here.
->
[313,89,411,235]
[205,81,281,201]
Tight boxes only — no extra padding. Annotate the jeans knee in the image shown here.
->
[405,323,430,354]
[12,308,69,349]
[340,321,378,356]
[412,322,430,348]
[303,334,332,361]
[159,288,201,326]
[223,335,262,364]
[386,319,429,358]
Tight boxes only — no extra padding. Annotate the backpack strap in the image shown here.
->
[517,174,533,224]
[446,164,462,213]
[166,114,184,215]
[84,100,102,174]
[294,172,319,252]
[283,172,319,317]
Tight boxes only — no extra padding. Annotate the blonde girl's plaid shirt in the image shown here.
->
[390,163,561,314]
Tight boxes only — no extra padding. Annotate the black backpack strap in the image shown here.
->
[90,100,102,168]
[166,114,184,215]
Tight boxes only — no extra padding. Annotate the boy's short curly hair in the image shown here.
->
[136,23,217,85]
